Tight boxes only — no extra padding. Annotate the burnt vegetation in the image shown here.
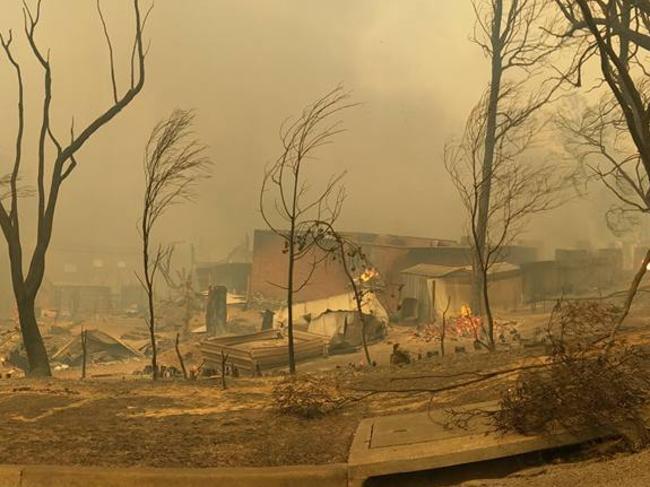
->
[6,1,650,480]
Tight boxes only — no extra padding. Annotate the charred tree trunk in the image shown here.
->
[480,266,496,351]
[0,0,148,378]
[4,207,53,377]
[15,293,50,377]
[175,332,188,379]
[145,277,158,381]
[353,291,372,366]
[206,285,227,336]
[286,229,297,374]
[609,248,650,346]
[473,0,504,318]
[221,351,229,390]
[349,269,372,366]
[440,296,451,357]
[261,309,275,331]
[81,328,88,380]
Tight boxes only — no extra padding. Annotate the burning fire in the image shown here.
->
[459,304,472,317]
[456,304,483,338]
[360,267,379,283]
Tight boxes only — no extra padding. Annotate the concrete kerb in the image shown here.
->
[0,466,21,487]
[0,464,348,487]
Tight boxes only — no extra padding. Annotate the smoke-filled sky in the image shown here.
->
[0,0,615,264]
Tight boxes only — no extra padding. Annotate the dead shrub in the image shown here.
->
[447,301,650,447]
[494,301,650,446]
[272,374,345,418]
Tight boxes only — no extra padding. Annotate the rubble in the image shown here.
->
[52,329,142,366]
[390,343,412,365]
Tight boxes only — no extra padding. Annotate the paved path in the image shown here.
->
[347,401,605,487]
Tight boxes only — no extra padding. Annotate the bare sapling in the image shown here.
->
[138,109,211,380]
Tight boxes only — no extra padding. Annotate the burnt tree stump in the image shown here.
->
[206,285,227,336]
[261,309,275,331]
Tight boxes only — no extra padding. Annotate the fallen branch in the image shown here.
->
[334,390,381,408]
[221,351,229,390]
[388,362,550,383]
[351,365,544,395]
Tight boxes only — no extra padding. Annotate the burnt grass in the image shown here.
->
[0,378,364,467]
[0,343,637,468]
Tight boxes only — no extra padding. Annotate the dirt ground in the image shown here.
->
[0,341,529,468]
[0,377,361,467]
[464,449,650,487]
[1,307,650,482]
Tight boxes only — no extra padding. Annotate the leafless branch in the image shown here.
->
[139,109,211,380]
[259,85,357,373]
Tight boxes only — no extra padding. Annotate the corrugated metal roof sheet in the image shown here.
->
[400,264,462,278]
[401,262,519,278]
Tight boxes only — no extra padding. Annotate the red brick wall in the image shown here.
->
[249,230,462,312]
[249,230,350,303]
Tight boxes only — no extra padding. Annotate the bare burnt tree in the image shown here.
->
[554,0,650,329]
[139,109,210,380]
[0,0,151,376]
[559,97,646,234]
[259,86,355,374]
[466,0,574,318]
[445,97,565,349]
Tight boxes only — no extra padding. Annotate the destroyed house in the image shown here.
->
[249,229,537,315]
[520,247,624,301]
[195,235,252,294]
[40,245,147,315]
[46,245,141,291]
[39,282,113,319]
[553,248,622,295]
[52,329,141,366]
[400,262,522,323]
[248,229,461,309]
[275,291,389,351]
[195,262,251,294]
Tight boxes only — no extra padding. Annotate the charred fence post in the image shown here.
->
[261,309,274,331]
[206,285,227,336]
[81,328,88,380]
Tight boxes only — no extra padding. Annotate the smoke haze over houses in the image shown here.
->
[0,0,615,271]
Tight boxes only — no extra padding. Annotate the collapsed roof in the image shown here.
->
[275,291,389,328]
[52,329,141,366]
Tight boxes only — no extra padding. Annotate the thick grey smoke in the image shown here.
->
[0,0,611,269]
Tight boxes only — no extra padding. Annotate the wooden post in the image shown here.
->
[220,350,229,390]
[261,309,274,331]
[81,328,88,380]
[206,285,227,336]
[440,296,451,358]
